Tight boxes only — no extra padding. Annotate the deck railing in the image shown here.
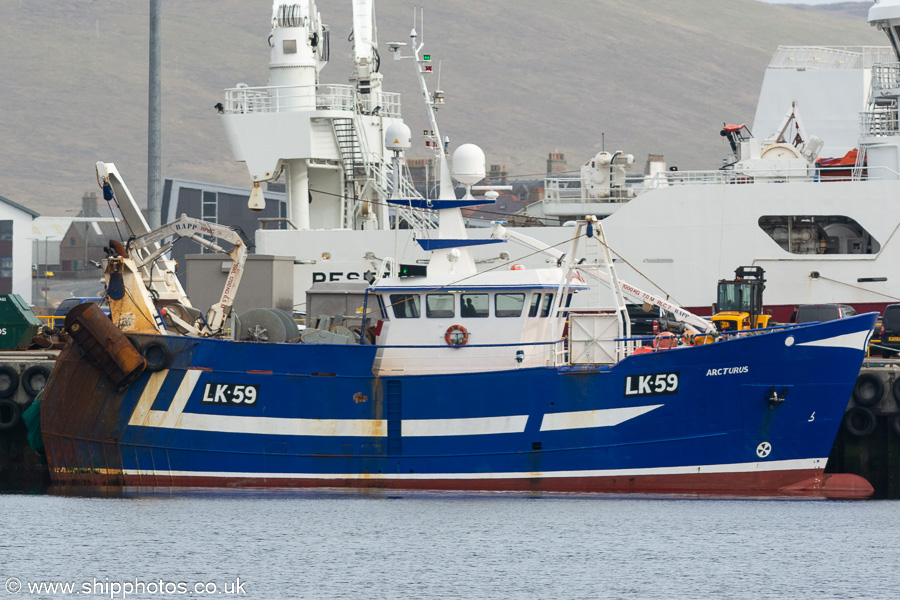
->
[542,165,900,205]
[768,46,895,70]
[223,84,402,118]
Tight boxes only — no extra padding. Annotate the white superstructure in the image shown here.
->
[223,0,900,321]
[220,0,427,234]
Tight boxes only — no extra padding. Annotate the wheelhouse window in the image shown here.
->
[540,293,555,318]
[390,294,420,318]
[426,294,454,318]
[495,293,525,317]
[528,293,541,317]
[461,293,489,318]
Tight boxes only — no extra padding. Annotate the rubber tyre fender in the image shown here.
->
[843,407,877,438]
[892,377,900,404]
[0,365,19,399]
[0,398,21,431]
[852,373,884,408]
[22,365,51,398]
[141,340,173,372]
[125,334,142,354]
[890,413,900,439]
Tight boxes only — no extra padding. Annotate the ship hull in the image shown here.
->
[41,314,876,497]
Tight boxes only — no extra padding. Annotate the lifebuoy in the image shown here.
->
[652,331,677,351]
[141,340,173,372]
[0,398,21,431]
[852,373,884,408]
[445,324,469,346]
[843,407,877,438]
[22,365,51,397]
[0,365,19,399]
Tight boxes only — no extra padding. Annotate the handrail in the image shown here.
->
[542,165,900,204]
[223,84,402,118]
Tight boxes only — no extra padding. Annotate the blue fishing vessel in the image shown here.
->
[40,152,876,497]
[38,2,876,496]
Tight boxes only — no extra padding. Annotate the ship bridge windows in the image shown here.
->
[758,215,881,255]
[540,294,555,318]
[528,293,542,317]
[496,293,526,317]
[461,293,489,318]
[426,294,454,318]
[390,294,420,318]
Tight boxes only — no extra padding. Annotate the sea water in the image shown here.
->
[1,489,898,599]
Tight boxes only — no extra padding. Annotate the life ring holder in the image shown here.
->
[445,324,469,347]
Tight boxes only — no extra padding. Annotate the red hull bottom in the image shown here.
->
[51,469,874,499]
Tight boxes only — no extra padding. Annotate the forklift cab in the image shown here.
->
[712,266,772,332]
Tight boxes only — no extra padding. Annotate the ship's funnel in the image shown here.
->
[869,0,900,59]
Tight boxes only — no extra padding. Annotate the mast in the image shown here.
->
[147,0,161,229]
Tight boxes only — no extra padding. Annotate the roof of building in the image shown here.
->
[64,219,126,247]
[0,194,40,218]
[32,216,118,241]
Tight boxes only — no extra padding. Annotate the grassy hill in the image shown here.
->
[0,0,884,215]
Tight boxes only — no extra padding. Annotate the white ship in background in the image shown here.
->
[220,0,900,322]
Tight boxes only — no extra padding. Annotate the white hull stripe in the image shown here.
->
[128,370,201,428]
[402,415,528,437]
[121,457,827,480]
[540,405,663,432]
[180,413,388,437]
[128,373,658,438]
[797,329,870,351]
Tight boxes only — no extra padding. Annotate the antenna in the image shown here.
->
[437,60,442,90]
[602,133,605,153]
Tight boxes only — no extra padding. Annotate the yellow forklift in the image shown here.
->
[711,266,773,332]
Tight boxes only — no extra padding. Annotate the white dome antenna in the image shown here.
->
[452,144,486,199]
[386,123,412,200]
[386,123,412,151]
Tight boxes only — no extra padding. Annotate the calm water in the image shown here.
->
[1,489,898,599]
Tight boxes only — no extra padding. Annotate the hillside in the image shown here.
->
[0,0,884,215]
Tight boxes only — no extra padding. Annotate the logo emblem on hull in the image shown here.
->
[756,441,772,458]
